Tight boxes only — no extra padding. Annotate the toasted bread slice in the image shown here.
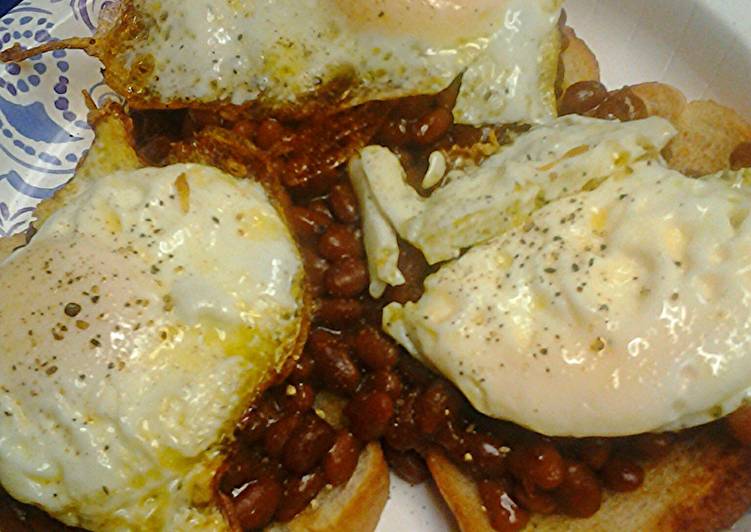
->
[426,34,751,532]
[427,428,751,532]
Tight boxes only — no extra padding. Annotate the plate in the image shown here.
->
[0,1,749,530]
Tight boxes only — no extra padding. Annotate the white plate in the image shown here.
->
[0,1,749,530]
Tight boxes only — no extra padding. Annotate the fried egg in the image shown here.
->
[379,119,751,437]
[0,163,305,530]
[349,115,676,281]
[94,0,562,125]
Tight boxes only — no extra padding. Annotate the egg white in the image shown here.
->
[0,164,305,530]
[350,115,676,272]
[111,0,561,125]
[366,117,751,437]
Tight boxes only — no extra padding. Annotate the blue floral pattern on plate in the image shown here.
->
[0,0,115,236]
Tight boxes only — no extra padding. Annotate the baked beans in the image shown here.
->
[264,413,302,458]
[600,457,644,492]
[383,446,430,485]
[308,329,362,395]
[282,413,337,474]
[275,470,326,522]
[325,257,369,297]
[576,438,612,471]
[353,326,399,370]
[328,182,360,224]
[630,432,675,460]
[345,390,395,441]
[233,478,282,529]
[314,298,364,328]
[317,224,364,261]
[115,81,751,531]
[556,460,602,518]
[508,441,565,491]
[324,431,361,486]
[478,479,530,532]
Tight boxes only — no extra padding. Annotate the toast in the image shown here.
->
[427,428,751,532]
[424,29,751,532]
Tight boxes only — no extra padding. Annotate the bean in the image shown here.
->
[328,182,360,224]
[318,224,363,261]
[436,77,462,110]
[308,329,362,395]
[576,438,612,470]
[509,441,564,491]
[353,326,399,370]
[730,142,751,170]
[233,477,282,530]
[346,390,394,441]
[275,470,326,522]
[231,119,255,138]
[138,135,172,165]
[411,108,453,146]
[465,432,507,478]
[556,460,602,518]
[415,380,463,436]
[255,117,285,149]
[283,413,337,474]
[559,80,608,116]
[727,405,751,446]
[289,355,315,384]
[237,399,280,445]
[477,479,530,532]
[601,456,644,492]
[378,117,412,146]
[325,257,369,297]
[383,446,430,485]
[324,431,361,486]
[592,89,647,122]
[384,390,422,452]
[301,248,329,298]
[384,245,428,304]
[283,382,315,413]
[630,433,675,460]
[513,482,557,515]
[397,354,436,388]
[219,448,260,494]
[289,207,331,243]
[361,369,403,400]
[396,95,436,119]
[314,298,364,328]
[264,413,301,458]
[433,420,466,459]
[309,198,334,221]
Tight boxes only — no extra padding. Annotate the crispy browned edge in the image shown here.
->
[425,28,751,532]
[0,0,391,119]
